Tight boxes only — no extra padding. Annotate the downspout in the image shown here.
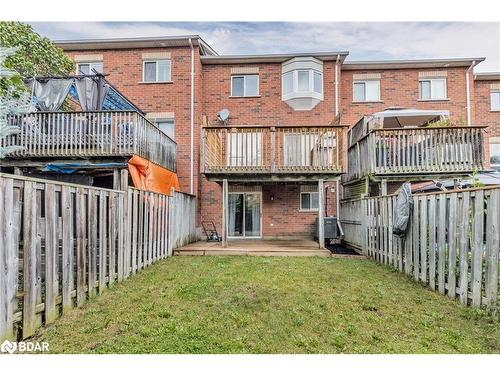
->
[188,38,195,194]
[334,55,341,222]
[465,60,476,126]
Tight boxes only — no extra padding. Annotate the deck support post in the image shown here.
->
[318,179,325,249]
[120,169,129,191]
[113,169,120,190]
[380,179,387,196]
[222,179,228,248]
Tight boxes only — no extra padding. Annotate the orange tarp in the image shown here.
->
[128,155,179,195]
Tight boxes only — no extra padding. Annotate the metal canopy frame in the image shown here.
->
[26,73,143,114]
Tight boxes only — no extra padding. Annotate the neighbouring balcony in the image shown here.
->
[2,111,176,172]
[202,125,345,181]
[343,126,485,183]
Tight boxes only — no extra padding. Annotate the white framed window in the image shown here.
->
[76,62,103,75]
[353,80,380,102]
[154,118,175,140]
[490,142,500,171]
[282,69,323,97]
[231,75,259,97]
[300,192,319,211]
[143,60,171,83]
[419,78,447,100]
[491,90,500,111]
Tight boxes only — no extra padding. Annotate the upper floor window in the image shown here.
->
[281,57,324,111]
[143,60,171,83]
[231,75,259,97]
[353,80,380,102]
[491,90,500,111]
[419,78,447,100]
[154,118,175,140]
[283,69,323,96]
[77,62,103,75]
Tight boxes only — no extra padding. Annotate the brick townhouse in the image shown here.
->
[55,35,500,242]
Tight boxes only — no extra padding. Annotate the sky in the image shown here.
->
[30,22,500,72]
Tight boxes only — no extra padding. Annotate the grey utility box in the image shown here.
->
[315,216,338,241]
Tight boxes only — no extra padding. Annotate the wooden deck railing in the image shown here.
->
[344,126,485,182]
[2,111,176,172]
[202,125,345,175]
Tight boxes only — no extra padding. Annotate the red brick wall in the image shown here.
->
[340,67,472,125]
[66,47,202,197]
[474,79,500,167]
[201,62,339,125]
[199,61,341,236]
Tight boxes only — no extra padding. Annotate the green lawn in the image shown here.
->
[34,256,499,354]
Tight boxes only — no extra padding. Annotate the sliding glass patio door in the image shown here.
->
[228,192,262,238]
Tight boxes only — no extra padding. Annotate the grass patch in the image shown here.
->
[34,256,499,353]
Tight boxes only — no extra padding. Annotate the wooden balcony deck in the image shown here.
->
[343,126,486,184]
[2,111,176,172]
[202,125,345,182]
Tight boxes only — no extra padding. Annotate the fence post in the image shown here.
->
[0,178,17,341]
[318,179,325,249]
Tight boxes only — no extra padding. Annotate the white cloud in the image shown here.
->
[30,22,500,72]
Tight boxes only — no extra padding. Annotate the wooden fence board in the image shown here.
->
[98,191,107,295]
[428,195,437,290]
[485,189,499,310]
[471,190,484,307]
[437,195,447,295]
[447,193,458,298]
[22,181,38,338]
[61,186,73,312]
[458,193,470,305]
[76,187,86,307]
[88,190,97,298]
[419,196,428,283]
[44,183,58,324]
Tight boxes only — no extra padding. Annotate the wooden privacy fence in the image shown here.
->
[0,173,196,341]
[340,186,500,312]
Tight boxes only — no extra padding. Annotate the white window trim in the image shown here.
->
[142,59,172,83]
[352,79,381,102]
[490,90,500,112]
[76,61,103,74]
[299,191,319,212]
[418,78,448,100]
[282,69,323,100]
[230,75,260,97]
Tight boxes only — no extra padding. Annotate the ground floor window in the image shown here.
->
[490,141,500,171]
[300,191,319,211]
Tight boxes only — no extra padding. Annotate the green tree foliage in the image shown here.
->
[0,21,74,93]
[0,47,30,157]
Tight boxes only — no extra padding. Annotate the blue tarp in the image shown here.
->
[43,162,127,174]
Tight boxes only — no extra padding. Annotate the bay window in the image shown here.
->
[281,57,324,110]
